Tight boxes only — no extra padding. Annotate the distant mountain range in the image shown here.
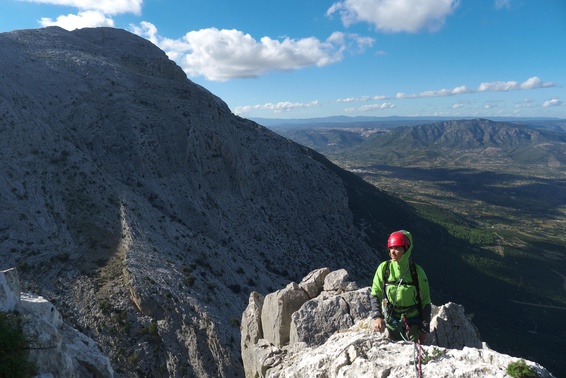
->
[349,118,566,168]
[252,115,566,131]
[269,118,566,172]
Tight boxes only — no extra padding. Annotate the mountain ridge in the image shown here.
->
[347,118,566,169]
[252,115,566,128]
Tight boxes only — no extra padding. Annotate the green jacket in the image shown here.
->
[370,230,431,321]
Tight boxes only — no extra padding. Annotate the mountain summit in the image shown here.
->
[0,27,421,376]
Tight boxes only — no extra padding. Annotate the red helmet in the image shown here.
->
[387,231,410,249]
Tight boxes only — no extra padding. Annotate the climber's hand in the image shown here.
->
[373,317,385,333]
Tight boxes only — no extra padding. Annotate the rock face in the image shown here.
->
[0,26,415,377]
[241,268,555,378]
[1,268,113,377]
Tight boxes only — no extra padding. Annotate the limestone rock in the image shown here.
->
[289,288,370,347]
[298,267,330,299]
[323,268,358,292]
[242,268,555,378]
[266,323,554,378]
[1,268,113,377]
[241,291,265,375]
[430,301,483,349]
[261,282,310,347]
[0,268,20,312]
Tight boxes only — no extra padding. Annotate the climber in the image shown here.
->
[370,230,431,343]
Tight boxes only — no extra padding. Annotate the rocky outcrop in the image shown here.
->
[241,268,555,378]
[430,300,483,349]
[258,325,554,378]
[0,268,114,377]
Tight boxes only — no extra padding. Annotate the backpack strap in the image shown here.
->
[382,260,390,301]
[408,258,422,312]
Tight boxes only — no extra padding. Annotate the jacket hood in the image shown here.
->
[396,229,413,267]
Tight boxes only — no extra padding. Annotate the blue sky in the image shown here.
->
[2,0,565,119]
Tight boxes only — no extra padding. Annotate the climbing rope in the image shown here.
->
[388,264,423,377]
[403,315,423,378]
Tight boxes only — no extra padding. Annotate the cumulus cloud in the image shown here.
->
[327,0,460,33]
[19,0,142,15]
[543,98,564,107]
[131,22,373,81]
[39,10,114,29]
[233,101,320,115]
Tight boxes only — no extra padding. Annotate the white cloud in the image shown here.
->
[389,77,552,100]
[19,0,141,15]
[395,85,472,99]
[233,101,320,115]
[344,102,396,112]
[237,75,558,115]
[336,97,358,103]
[131,23,372,81]
[39,10,114,30]
[327,0,460,33]
[477,77,554,92]
[335,95,388,103]
[335,95,374,103]
[542,98,564,107]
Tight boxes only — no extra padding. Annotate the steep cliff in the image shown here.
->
[0,27,422,377]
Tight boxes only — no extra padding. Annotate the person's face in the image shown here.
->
[389,246,406,262]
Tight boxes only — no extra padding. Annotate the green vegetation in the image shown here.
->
[148,322,159,338]
[506,359,538,378]
[182,264,196,286]
[0,313,35,377]
[229,317,241,327]
[421,347,446,364]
